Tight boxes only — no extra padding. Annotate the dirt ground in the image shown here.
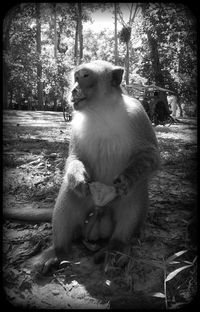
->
[3,110,197,309]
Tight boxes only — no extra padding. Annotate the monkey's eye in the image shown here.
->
[83,73,89,78]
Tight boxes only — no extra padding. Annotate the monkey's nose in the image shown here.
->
[71,84,84,102]
[72,88,82,101]
[72,88,78,97]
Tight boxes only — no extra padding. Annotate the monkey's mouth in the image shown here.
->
[72,97,87,110]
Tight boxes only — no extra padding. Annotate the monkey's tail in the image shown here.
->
[3,207,53,223]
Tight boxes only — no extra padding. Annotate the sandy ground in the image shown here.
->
[3,110,197,309]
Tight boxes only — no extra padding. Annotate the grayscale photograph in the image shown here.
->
[3,2,197,309]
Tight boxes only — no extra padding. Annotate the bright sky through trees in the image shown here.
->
[84,5,131,32]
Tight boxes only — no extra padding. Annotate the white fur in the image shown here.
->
[71,99,134,184]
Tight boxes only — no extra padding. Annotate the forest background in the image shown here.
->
[3,3,197,308]
[3,2,197,117]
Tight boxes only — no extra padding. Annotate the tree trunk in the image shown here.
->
[3,59,9,109]
[3,8,15,109]
[53,98,57,111]
[74,20,78,65]
[53,3,57,59]
[74,3,83,65]
[177,95,183,117]
[147,30,170,115]
[114,3,118,65]
[78,3,83,62]
[125,40,130,85]
[36,3,43,110]
[53,3,57,111]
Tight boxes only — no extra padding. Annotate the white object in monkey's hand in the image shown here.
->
[89,181,117,206]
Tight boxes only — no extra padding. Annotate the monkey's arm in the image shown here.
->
[114,145,160,195]
[114,101,160,195]
[64,140,91,197]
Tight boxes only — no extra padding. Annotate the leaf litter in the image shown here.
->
[3,112,197,309]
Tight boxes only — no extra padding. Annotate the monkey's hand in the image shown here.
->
[66,160,90,198]
[113,172,133,197]
[89,182,117,206]
[113,148,160,196]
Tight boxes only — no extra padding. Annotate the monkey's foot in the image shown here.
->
[94,247,107,264]
[29,246,59,276]
[94,247,129,272]
[104,250,129,272]
[95,239,130,272]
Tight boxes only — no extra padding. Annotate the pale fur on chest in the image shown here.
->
[71,105,133,184]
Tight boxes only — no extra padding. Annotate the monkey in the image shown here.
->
[4,60,160,273]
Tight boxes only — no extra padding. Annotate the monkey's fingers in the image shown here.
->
[74,182,90,198]
[89,182,117,206]
[30,256,59,277]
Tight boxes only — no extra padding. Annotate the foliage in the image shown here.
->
[3,3,197,113]
[152,250,197,309]
[120,26,131,43]
[137,3,197,104]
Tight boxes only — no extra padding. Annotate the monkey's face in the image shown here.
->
[70,60,124,111]
[71,68,97,110]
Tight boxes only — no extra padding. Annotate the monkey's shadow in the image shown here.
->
[32,239,163,309]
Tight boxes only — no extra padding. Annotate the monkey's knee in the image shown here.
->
[83,212,100,241]
[53,192,92,255]
[99,213,113,239]
[83,210,113,242]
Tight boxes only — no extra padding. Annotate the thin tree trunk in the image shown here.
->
[3,9,14,109]
[176,40,183,117]
[36,3,43,110]
[53,4,57,59]
[177,95,183,117]
[114,3,118,65]
[78,3,83,62]
[3,59,9,109]
[147,30,170,114]
[74,21,78,65]
[125,40,130,85]
[74,3,83,65]
[53,98,57,111]
[53,3,57,111]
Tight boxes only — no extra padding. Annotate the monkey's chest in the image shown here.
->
[78,131,132,185]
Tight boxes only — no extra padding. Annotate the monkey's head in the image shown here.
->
[70,60,124,110]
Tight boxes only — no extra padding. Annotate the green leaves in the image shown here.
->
[165,264,193,282]
[151,250,197,308]
[141,3,197,104]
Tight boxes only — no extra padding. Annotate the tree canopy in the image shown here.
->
[3,3,197,115]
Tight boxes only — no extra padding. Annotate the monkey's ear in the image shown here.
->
[111,67,124,86]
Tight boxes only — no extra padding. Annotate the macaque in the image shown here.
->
[4,60,160,273]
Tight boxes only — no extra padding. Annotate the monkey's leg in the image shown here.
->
[95,181,149,267]
[30,245,57,275]
[31,182,93,274]
[111,180,148,244]
[53,183,93,259]
[84,208,114,242]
